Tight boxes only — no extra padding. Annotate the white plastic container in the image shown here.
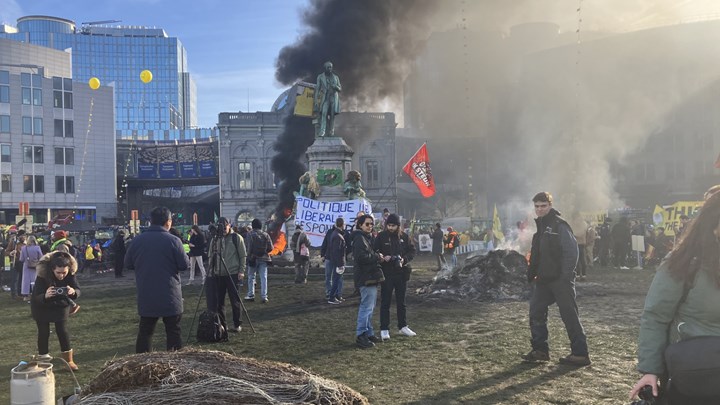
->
[11,362,55,405]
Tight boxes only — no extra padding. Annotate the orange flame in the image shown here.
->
[269,231,286,256]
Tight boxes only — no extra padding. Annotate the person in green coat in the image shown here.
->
[630,192,720,403]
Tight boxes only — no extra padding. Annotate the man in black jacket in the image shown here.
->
[352,214,383,349]
[373,213,416,341]
[523,192,590,366]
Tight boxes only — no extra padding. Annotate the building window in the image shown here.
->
[238,162,252,190]
[0,70,8,103]
[1,174,10,192]
[34,118,43,135]
[52,76,73,110]
[23,146,43,163]
[0,70,10,103]
[33,88,42,106]
[55,147,74,165]
[0,115,9,133]
[22,117,42,135]
[56,176,75,193]
[0,85,8,103]
[23,175,44,193]
[21,73,42,106]
[22,88,31,105]
[54,119,74,137]
[365,160,379,187]
[1,144,10,162]
[53,91,63,108]
[64,92,73,109]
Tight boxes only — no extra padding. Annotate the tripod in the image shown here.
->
[187,231,255,342]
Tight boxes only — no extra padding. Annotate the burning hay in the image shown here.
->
[418,249,531,301]
[77,349,368,405]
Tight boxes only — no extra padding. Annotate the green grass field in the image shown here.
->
[0,257,653,404]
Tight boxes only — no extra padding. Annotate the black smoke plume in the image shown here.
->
[271,0,441,223]
[270,114,316,221]
[276,0,440,107]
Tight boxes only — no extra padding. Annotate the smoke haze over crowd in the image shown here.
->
[272,0,720,220]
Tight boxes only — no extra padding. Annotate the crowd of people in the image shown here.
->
[3,187,718,403]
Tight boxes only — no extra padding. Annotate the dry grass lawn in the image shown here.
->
[0,255,652,404]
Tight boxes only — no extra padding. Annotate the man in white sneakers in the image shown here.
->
[373,213,417,341]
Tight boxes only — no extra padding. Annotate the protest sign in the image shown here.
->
[295,196,372,246]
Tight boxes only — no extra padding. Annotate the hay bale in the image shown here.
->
[77,349,368,404]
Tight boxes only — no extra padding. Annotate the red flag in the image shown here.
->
[403,143,436,197]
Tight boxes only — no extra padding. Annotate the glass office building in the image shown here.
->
[0,15,198,140]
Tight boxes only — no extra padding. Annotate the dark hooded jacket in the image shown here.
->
[373,229,416,274]
[31,252,80,323]
[125,225,189,317]
[528,208,579,283]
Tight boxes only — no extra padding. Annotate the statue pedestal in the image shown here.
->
[307,136,354,200]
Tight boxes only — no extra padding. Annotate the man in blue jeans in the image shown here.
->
[244,218,273,303]
[352,214,384,348]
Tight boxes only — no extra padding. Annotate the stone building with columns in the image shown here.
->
[216,89,398,224]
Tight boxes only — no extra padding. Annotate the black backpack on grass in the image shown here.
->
[196,310,228,343]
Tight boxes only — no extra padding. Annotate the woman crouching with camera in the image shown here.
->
[30,251,81,370]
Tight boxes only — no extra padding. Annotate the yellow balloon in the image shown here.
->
[140,70,153,83]
[88,77,100,90]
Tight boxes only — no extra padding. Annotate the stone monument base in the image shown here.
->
[306,137,354,200]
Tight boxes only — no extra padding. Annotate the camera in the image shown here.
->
[630,385,658,405]
[390,255,403,270]
[55,287,67,295]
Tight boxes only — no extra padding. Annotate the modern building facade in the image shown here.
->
[217,88,397,223]
[0,15,197,140]
[0,38,116,224]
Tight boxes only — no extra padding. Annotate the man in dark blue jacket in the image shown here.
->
[125,206,190,353]
[523,192,590,366]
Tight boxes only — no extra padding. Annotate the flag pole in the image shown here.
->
[374,166,404,209]
[374,142,427,209]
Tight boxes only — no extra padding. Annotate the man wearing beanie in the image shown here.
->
[245,218,273,303]
[373,213,417,341]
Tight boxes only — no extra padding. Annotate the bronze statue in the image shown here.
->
[313,61,341,137]
[343,170,366,200]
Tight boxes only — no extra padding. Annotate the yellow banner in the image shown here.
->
[656,201,703,236]
[493,204,504,241]
[294,86,315,117]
